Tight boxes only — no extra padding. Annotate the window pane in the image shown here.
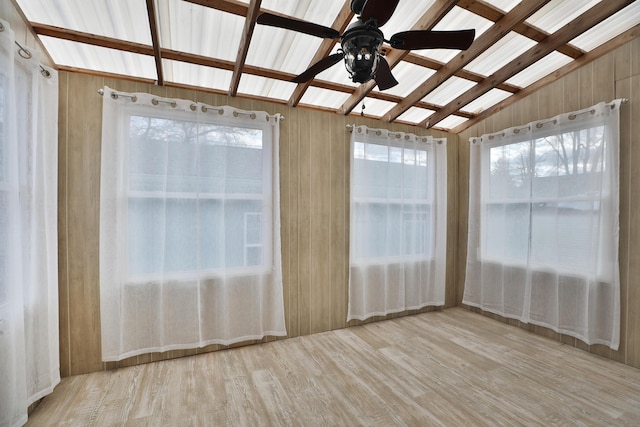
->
[484,124,607,272]
[532,127,605,198]
[530,201,599,271]
[403,205,431,256]
[352,140,434,261]
[129,198,266,275]
[489,141,530,200]
[485,203,529,263]
[127,114,268,276]
[129,116,263,194]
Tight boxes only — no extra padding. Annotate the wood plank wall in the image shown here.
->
[5,0,640,375]
[457,38,640,369]
[56,72,456,376]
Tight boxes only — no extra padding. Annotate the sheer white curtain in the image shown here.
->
[348,125,447,321]
[99,87,286,361]
[0,19,60,427]
[463,100,623,349]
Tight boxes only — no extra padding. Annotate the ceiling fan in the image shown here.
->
[256,0,476,91]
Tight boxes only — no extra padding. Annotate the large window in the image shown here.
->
[463,100,623,350]
[99,88,286,361]
[351,141,433,260]
[126,114,271,278]
[348,126,447,321]
[483,125,607,273]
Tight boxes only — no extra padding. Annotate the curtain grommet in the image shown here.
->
[15,40,32,59]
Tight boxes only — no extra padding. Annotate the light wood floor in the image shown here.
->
[27,308,640,426]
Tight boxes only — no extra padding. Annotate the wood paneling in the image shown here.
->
[625,73,640,368]
[56,71,455,375]
[7,0,640,377]
[457,40,640,369]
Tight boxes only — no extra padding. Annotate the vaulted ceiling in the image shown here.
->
[11,0,640,133]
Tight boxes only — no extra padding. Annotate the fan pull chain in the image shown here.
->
[361,102,366,117]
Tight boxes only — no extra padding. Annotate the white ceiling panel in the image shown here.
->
[464,32,536,76]
[526,0,601,34]
[461,88,512,114]
[421,76,476,106]
[261,0,343,27]
[246,28,324,75]
[299,87,352,109]
[162,59,232,91]
[434,115,468,129]
[360,97,396,118]
[377,0,436,40]
[237,74,297,101]
[396,107,435,125]
[156,0,245,61]
[414,7,494,63]
[246,0,344,74]
[482,0,522,13]
[39,36,156,79]
[384,62,436,98]
[570,2,640,52]
[505,51,572,88]
[15,0,151,44]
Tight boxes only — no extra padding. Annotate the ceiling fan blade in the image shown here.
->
[390,29,476,50]
[256,13,340,39]
[291,53,344,83]
[373,57,398,91]
[359,0,400,27]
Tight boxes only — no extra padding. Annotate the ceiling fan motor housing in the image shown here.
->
[341,24,384,84]
[350,0,366,14]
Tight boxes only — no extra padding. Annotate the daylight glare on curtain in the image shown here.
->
[99,87,286,361]
[348,125,447,321]
[0,19,60,427]
[463,100,623,349]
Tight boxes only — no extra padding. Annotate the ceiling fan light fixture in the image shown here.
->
[341,25,384,84]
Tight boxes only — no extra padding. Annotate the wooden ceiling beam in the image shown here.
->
[229,0,262,96]
[145,0,164,85]
[34,21,475,114]
[425,0,635,129]
[402,51,521,93]
[385,0,551,123]
[31,22,154,55]
[181,0,249,17]
[288,0,354,107]
[456,0,584,59]
[451,22,640,133]
[338,0,460,116]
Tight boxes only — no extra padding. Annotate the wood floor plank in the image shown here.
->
[26,308,640,426]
